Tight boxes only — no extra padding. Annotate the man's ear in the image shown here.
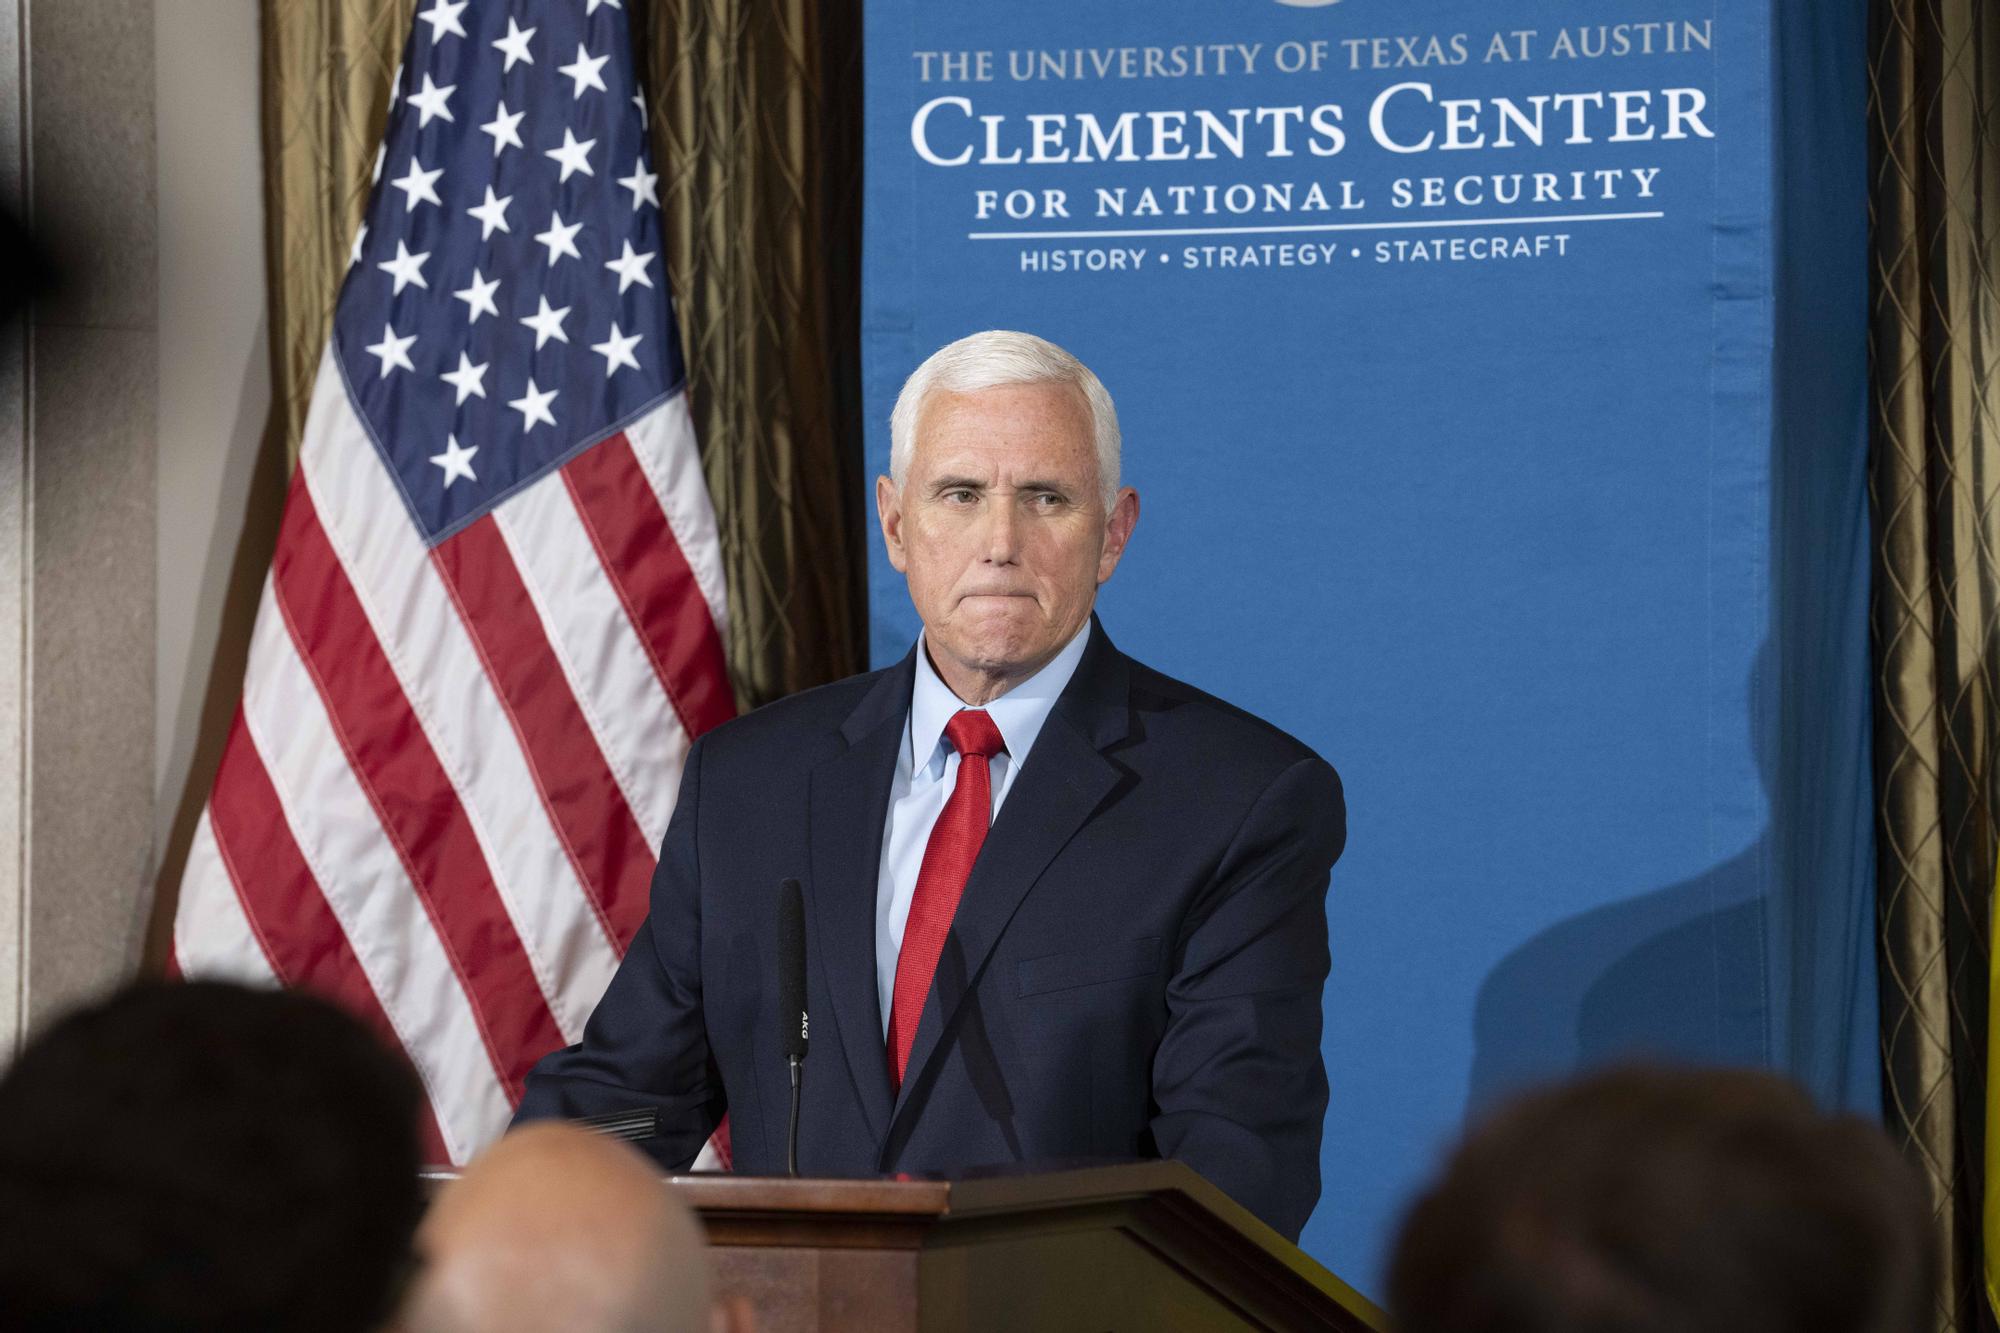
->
[1097,486,1140,584]
[876,475,908,573]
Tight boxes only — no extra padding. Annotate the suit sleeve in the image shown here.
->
[1149,754,1344,1241]
[511,733,724,1169]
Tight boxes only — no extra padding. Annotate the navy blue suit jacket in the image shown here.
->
[516,622,1344,1240]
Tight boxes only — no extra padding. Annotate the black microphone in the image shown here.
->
[777,877,808,1175]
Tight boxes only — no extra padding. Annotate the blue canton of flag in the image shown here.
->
[335,0,679,545]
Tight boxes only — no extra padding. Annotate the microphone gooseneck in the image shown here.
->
[777,877,808,1176]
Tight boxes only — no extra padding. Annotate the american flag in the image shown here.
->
[170,0,734,1166]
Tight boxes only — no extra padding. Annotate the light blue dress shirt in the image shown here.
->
[874,621,1093,1036]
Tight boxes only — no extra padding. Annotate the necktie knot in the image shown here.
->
[944,709,1006,761]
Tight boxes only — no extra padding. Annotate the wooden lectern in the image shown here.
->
[671,1161,1386,1332]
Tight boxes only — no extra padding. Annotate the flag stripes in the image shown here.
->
[625,399,730,633]
[271,478,575,1097]
[299,357,623,1036]
[433,514,658,947]
[173,811,282,990]
[564,433,735,739]
[490,458,691,852]
[174,1,736,1166]
[242,576,521,1146]
[192,747,451,1164]
[177,385,732,1155]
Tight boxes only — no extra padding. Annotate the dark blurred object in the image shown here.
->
[0,980,426,1333]
[1388,1066,1934,1333]
[0,198,57,320]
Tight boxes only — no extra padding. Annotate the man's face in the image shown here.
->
[877,381,1139,699]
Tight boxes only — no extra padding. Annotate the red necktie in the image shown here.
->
[889,709,1007,1089]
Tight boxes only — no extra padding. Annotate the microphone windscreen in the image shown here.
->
[778,877,808,1060]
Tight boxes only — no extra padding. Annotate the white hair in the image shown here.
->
[888,330,1121,511]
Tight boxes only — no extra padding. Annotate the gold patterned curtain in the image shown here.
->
[640,0,867,706]
[1870,1,2000,1330]
[263,2,416,463]
[260,0,864,702]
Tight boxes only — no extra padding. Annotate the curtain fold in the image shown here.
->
[1869,1,2000,1329]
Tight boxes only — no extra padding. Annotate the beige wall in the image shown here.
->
[0,0,265,1055]
[0,0,26,1047]
[9,0,161,1046]
[154,0,267,876]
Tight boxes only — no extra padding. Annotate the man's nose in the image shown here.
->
[981,499,1021,563]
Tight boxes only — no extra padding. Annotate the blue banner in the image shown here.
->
[863,0,1873,1292]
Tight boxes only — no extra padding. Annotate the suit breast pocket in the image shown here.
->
[1016,936,1161,998]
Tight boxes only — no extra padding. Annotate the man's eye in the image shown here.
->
[944,489,977,504]
[1031,492,1064,508]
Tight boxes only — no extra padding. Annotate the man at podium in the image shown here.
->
[517,330,1346,1241]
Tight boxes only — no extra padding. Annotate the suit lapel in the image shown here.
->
[887,627,1132,1133]
[806,652,914,1148]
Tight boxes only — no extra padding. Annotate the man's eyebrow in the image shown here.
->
[1015,480,1071,494]
[928,475,988,493]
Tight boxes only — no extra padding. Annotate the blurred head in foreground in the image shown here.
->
[0,979,425,1332]
[399,1122,710,1333]
[1388,1066,1932,1333]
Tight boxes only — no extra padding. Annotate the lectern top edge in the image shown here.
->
[666,1161,1389,1331]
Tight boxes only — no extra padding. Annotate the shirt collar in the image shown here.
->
[908,620,1093,779]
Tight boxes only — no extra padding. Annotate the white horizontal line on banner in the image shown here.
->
[967,211,1665,240]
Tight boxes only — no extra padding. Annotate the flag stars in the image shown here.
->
[440,352,489,405]
[559,44,610,98]
[391,157,444,210]
[509,378,559,432]
[617,161,659,211]
[364,324,417,378]
[491,17,537,71]
[545,128,597,183]
[416,0,468,41]
[586,0,623,12]
[535,211,585,265]
[467,186,513,239]
[377,239,431,294]
[337,15,679,492]
[591,323,643,378]
[520,295,573,349]
[405,73,456,127]
[481,103,525,157]
[454,269,501,323]
[604,240,655,293]
[429,434,479,488]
